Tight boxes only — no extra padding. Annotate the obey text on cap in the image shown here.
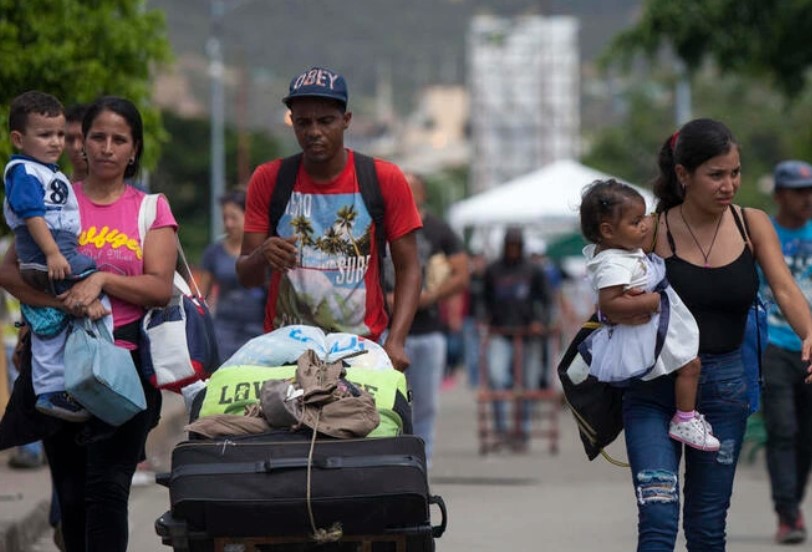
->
[291,68,341,93]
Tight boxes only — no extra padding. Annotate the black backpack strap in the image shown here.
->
[353,152,386,257]
[268,153,303,237]
[353,152,390,316]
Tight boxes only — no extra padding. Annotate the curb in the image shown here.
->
[0,499,50,552]
[0,392,188,551]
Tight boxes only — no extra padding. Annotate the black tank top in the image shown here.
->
[664,206,758,354]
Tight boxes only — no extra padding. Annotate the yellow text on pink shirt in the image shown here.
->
[79,226,143,260]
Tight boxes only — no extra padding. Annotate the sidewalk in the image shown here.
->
[0,391,187,552]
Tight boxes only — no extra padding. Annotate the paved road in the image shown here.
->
[25,381,807,551]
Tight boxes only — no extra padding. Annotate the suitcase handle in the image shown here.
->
[155,472,171,488]
[262,454,424,472]
[429,494,447,538]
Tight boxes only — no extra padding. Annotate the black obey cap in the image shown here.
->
[282,67,348,108]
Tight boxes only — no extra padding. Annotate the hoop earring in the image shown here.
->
[128,158,135,165]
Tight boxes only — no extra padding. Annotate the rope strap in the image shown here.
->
[306,410,343,543]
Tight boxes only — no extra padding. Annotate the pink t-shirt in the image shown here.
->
[74,184,178,329]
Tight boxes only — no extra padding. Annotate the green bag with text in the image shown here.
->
[196,364,412,438]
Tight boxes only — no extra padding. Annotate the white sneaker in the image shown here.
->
[668,414,720,451]
[699,413,714,435]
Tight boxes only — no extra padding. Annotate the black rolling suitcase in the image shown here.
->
[156,432,446,551]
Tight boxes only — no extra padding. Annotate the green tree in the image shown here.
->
[424,165,468,220]
[0,0,172,165]
[149,111,283,261]
[583,67,812,212]
[582,83,674,187]
[603,0,812,98]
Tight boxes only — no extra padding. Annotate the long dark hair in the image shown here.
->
[653,118,737,213]
[219,189,246,211]
[82,96,144,180]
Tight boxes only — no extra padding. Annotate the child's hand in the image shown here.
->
[46,251,71,281]
[84,299,110,321]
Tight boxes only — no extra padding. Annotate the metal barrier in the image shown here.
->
[476,326,562,455]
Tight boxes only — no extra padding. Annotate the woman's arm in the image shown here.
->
[642,213,658,254]
[197,269,214,302]
[749,208,812,365]
[0,243,62,308]
[60,226,178,309]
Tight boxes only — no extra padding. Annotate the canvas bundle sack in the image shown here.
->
[260,350,380,439]
[137,194,219,393]
[64,318,146,426]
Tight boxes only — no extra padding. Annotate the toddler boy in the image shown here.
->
[3,90,108,422]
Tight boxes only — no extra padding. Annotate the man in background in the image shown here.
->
[397,173,468,465]
[64,103,88,182]
[483,227,550,447]
[761,160,812,544]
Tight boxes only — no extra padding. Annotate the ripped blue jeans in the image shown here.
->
[623,350,749,551]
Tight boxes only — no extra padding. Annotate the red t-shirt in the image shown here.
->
[244,150,421,340]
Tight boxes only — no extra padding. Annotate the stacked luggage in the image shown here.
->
[155,326,447,551]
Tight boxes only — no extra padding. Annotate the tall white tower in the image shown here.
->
[468,15,580,194]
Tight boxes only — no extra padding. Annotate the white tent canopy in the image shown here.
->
[447,159,655,240]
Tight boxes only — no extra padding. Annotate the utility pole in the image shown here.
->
[208,0,226,242]
[674,60,693,126]
[237,57,251,187]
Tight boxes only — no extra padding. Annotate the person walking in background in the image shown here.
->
[0,235,44,469]
[395,172,468,465]
[760,160,812,544]
[482,227,550,446]
[64,103,88,182]
[461,249,488,388]
[440,290,465,389]
[199,189,265,362]
[237,66,422,371]
[0,96,178,552]
[615,118,812,551]
[527,237,575,387]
